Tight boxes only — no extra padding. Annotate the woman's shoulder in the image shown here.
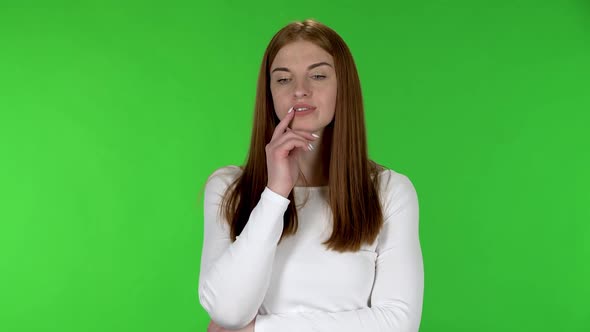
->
[208,164,244,178]
[205,165,244,190]
[374,165,418,217]
[374,165,417,197]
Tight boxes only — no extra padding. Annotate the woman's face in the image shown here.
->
[270,40,337,133]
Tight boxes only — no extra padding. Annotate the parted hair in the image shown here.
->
[212,19,388,252]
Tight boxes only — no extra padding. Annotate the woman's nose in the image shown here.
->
[293,79,311,98]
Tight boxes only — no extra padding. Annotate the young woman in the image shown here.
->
[199,19,424,332]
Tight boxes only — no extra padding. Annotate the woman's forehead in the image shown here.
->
[271,41,333,69]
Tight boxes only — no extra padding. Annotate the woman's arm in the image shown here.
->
[254,173,424,332]
[198,169,290,330]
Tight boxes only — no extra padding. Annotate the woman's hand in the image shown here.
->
[207,317,256,332]
[266,107,318,198]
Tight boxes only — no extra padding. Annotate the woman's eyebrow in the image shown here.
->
[271,61,333,73]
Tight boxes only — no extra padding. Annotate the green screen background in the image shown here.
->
[1,0,588,331]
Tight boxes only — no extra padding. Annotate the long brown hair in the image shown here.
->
[211,19,388,252]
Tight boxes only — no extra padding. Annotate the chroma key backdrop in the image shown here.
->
[0,1,588,331]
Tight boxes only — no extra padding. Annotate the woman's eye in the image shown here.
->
[312,74,326,80]
[277,78,290,84]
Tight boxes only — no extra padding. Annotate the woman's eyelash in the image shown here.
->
[276,75,326,84]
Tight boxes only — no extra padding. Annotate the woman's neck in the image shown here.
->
[295,126,331,187]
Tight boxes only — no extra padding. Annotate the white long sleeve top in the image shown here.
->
[198,165,424,332]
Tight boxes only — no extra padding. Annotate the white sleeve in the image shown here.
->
[254,174,424,332]
[198,171,290,330]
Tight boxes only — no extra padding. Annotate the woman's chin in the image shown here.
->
[292,125,316,133]
[291,121,322,130]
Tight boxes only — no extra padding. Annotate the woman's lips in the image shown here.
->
[292,104,316,116]
[294,107,315,116]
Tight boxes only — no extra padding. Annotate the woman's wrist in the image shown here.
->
[266,183,290,198]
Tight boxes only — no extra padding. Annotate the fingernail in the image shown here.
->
[311,133,320,138]
[288,107,293,113]
[308,143,314,151]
